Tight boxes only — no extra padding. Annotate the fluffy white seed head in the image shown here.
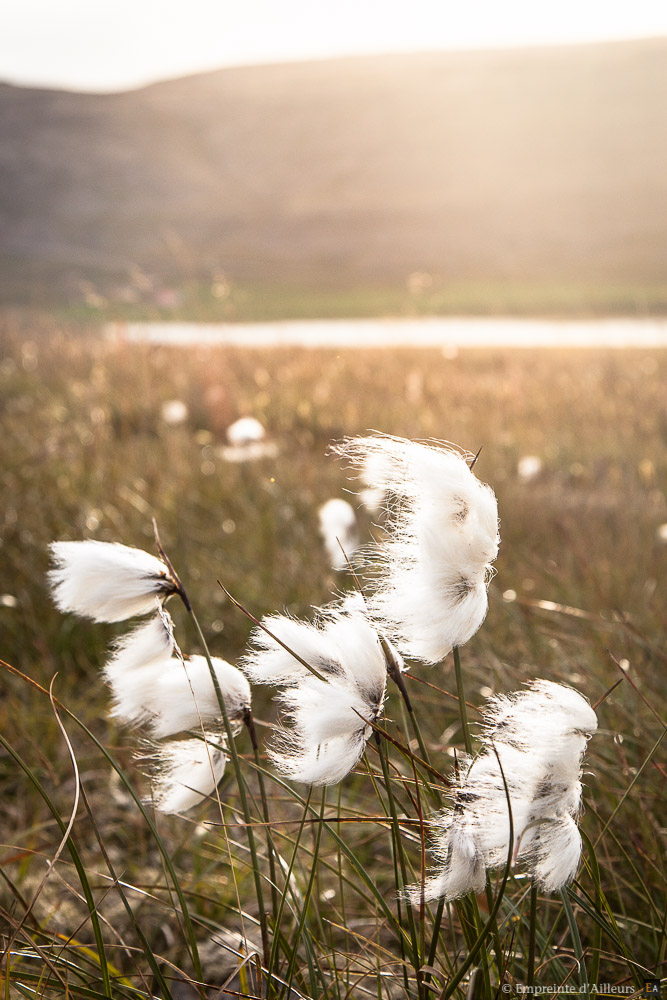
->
[226,416,266,446]
[49,540,176,622]
[279,674,377,746]
[219,417,278,462]
[270,730,371,786]
[150,736,226,814]
[409,823,486,904]
[160,399,189,426]
[243,602,387,701]
[334,591,408,676]
[482,679,598,781]
[242,614,338,686]
[148,655,251,738]
[358,449,391,513]
[517,455,543,481]
[529,814,583,892]
[242,600,387,784]
[104,619,250,737]
[318,498,359,570]
[332,435,500,663]
[409,681,597,902]
[105,613,176,726]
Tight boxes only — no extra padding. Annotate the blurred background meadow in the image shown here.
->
[1,1,666,996]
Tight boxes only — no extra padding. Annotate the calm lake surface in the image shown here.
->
[106,317,667,349]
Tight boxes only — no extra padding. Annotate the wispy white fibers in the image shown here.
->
[101,613,251,811]
[318,498,359,570]
[104,611,176,726]
[332,434,500,663]
[49,540,177,622]
[410,680,597,902]
[358,450,390,514]
[104,616,250,736]
[48,536,248,813]
[150,736,227,814]
[242,599,387,785]
[147,655,251,738]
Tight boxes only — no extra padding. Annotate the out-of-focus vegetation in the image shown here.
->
[26,275,667,324]
[1,312,665,996]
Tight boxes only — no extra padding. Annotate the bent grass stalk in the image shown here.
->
[0,658,205,986]
[242,750,415,994]
[77,783,175,1000]
[157,526,273,969]
[246,711,281,921]
[240,753,408,940]
[578,830,602,989]
[527,884,538,987]
[0,733,113,998]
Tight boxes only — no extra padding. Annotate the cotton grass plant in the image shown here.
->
[241,594,387,785]
[410,680,598,904]
[332,435,500,663]
[1,413,664,999]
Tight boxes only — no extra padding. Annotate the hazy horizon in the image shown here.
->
[4,0,667,93]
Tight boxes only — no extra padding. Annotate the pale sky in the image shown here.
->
[3,0,667,93]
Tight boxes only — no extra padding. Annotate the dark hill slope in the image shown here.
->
[1,38,666,298]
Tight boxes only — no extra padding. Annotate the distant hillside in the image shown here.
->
[1,38,667,312]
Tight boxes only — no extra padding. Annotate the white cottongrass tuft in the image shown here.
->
[150,735,227,814]
[358,450,390,513]
[146,655,251,738]
[410,680,597,903]
[105,616,250,738]
[332,434,500,663]
[318,498,359,570]
[218,415,279,463]
[160,399,189,425]
[106,620,250,812]
[49,540,177,622]
[241,599,387,785]
[517,455,543,481]
[48,537,248,814]
[226,416,266,446]
[104,612,177,726]
[99,610,251,811]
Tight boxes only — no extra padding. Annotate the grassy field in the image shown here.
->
[0,311,665,997]
[13,272,667,323]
